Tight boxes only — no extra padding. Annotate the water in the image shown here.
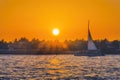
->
[0,55,120,80]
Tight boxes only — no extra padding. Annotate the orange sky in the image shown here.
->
[0,0,120,41]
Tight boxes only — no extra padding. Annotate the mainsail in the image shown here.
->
[88,21,97,50]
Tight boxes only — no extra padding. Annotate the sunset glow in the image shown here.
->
[0,0,120,41]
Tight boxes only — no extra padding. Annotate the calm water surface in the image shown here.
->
[0,55,120,80]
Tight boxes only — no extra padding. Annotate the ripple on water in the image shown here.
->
[0,55,120,79]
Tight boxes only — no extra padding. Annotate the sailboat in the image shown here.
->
[74,21,104,56]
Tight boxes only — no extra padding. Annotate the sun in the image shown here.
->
[52,28,60,36]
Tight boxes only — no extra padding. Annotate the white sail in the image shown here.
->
[88,21,97,50]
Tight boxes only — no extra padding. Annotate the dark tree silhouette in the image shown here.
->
[0,37,120,54]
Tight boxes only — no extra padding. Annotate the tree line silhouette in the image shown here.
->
[0,37,120,54]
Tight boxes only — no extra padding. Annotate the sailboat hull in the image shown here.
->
[74,50,105,56]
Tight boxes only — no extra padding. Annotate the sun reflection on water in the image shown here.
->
[46,57,67,75]
[49,58,61,65]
